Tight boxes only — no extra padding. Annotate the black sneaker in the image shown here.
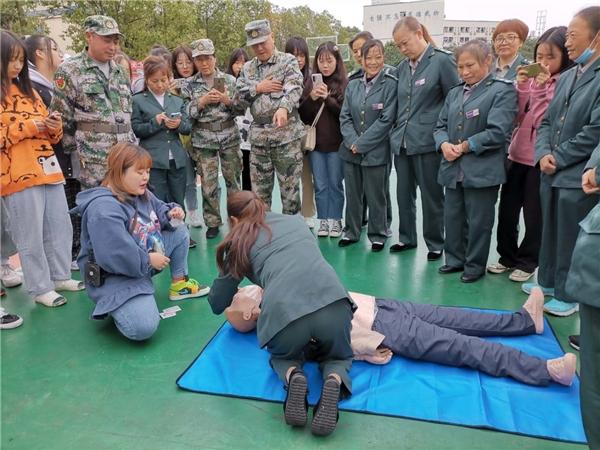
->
[189,238,197,249]
[0,308,23,329]
[206,226,219,239]
[568,334,580,351]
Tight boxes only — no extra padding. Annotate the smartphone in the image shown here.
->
[213,77,225,93]
[170,112,181,118]
[521,62,543,77]
[311,73,323,85]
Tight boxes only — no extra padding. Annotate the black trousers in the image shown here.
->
[64,178,81,261]
[241,149,252,191]
[496,161,542,273]
[580,303,600,449]
[149,160,187,210]
[267,299,354,398]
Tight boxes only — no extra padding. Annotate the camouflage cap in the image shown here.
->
[244,19,271,46]
[190,39,215,58]
[84,15,123,37]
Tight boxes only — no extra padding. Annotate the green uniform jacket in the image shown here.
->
[50,51,135,160]
[235,50,304,146]
[493,53,529,81]
[390,46,459,155]
[180,69,240,150]
[434,74,517,188]
[339,67,398,167]
[208,212,352,347]
[534,60,600,189]
[566,158,600,307]
[131,91,191,170]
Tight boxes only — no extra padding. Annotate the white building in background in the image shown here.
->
[363,0,499,49]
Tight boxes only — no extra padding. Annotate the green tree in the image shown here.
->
[0,0,49,35]
[384,40,404,67]
[520,38,537,62]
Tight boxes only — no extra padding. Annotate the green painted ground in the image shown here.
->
[1,181,583,450]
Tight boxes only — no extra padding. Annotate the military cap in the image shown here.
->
[84,15,123,37]
[244,19,271,46]
[191,39,215,58]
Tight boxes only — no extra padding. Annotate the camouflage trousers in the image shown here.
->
[190,145,242,227]
[250,139,303,215]
[78,158,107,189]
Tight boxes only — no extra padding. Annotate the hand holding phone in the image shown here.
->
[170,112,181,118]
[311,73,323,86]
[520,62,543,78]
[214,77,225,93]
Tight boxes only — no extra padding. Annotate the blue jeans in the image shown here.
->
[309,150,344,220]
[110,225,189,341]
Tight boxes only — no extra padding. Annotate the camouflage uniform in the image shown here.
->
[236,20,305,215]
[180,41,241,228]
[50,16,135,188]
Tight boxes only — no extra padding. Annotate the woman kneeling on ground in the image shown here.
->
[208,190,355,436]
[73,143,210,341]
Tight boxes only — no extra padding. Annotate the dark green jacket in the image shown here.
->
[434,74,517,188]
[208,212,352,347]
[535,59,600,189]
[131,91,191,170]
[339,66,398,166]
[492,53,529,81]
[390,46,459,155]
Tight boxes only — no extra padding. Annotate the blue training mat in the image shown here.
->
[177,312,586,444]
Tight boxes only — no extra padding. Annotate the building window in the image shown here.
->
[447,26,454,32]
[386,14,391,20]
[416,11,421,17]
[400,11,406,17]
[433,10,439,16]
[370,16,374,22]
[377,14,382,21]
[443,26,448,32]
[394,12,399,19]
[425,10,430,16]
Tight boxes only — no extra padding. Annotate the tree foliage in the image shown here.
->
[384,40,405,67]
[0,0,49,36]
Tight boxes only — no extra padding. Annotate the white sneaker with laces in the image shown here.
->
[54,279,85,291]
[0,264,23,288]
[305,217,315,229]
[187,210,203,228]
[71,260,80,271]
[317,219,329,237]
[329,220,342,238]
[547,353,577,386]
[0,307,23,329]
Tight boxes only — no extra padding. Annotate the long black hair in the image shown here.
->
[313,41,348,97]
[534,26,572,74]
[1,29,36,107]
[226,48,249,77]
[23,34,56,67]
[285,36,310,84]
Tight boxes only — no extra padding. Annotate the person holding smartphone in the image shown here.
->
[488,27,572,283]
[181,39,241,240]
[132,56,191,210]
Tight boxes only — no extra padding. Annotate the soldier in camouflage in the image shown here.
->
[180,39,242,239]
[50,15,136,189]
[236,19,305,215]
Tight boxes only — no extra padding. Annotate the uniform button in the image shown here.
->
[405,108,409,112]
[167,140,171,143]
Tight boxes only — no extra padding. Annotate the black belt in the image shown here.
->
[197,119,235,131]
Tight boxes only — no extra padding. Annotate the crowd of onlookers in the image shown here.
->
[1,7,599,446]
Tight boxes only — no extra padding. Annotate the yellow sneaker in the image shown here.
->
[169,277,210,301]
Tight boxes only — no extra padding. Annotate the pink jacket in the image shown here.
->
[508,75,559,166]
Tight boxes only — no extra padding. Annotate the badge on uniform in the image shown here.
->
[465,108,480,119]
[372,103,384,110]
[55,77,65,90]
[415,78,426,86]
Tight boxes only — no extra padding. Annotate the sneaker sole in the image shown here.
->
[0,317,23,329]
[486,267,511,274]
[509,274,534,282]
[543,305,579,317]
[311,378,340,436]
[317,232,329,237]
[569,341,580,351]
[169,287,210,301]
[284,374,308,427]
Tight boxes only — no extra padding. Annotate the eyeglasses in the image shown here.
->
[494,34,520,44]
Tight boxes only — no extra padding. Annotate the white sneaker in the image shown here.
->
[0,307,23,329]
[329,220,342,238]
[509,269,534,282]
[317,219,329,237]
[71,260,80,271]
[523,287,544,334]
[33,290,66,307]
[305,217,315,229]
[54,279,85,291]
[487,262,512,274]
[0,264,23,288]
[547,353,577,386]
[187,210,203,228]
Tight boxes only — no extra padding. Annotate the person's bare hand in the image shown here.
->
[351,143,359,154]
[582,168,599,194]
[149,252,170,271]
[516,67,530,85]
[164,117,181,129]
[272,108,288,128]
[33,119,47,133]
[43,114,62,131]
[168,207,185,220]
[215,89,232,106]
[199,91,220,108]
[540,154,557,175]
[310,83,328,100]
[534,64,551,87]
[257,76,283,94]
[441,142,462,161]
[155,113,166,125]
